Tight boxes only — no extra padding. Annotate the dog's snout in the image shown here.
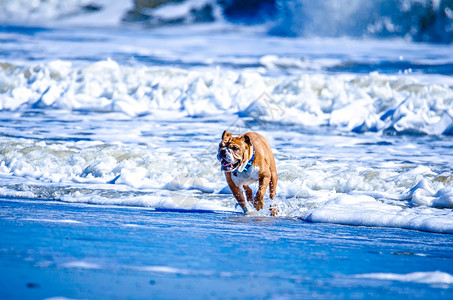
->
[217,147,227,161]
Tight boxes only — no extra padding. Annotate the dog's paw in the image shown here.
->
[269,204,279,216]
[253,200,264,211]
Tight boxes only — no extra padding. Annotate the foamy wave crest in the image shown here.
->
[1,60,452,135]
[270,0,453,43]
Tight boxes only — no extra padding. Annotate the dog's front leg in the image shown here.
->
[254,171,271,211]
[225,173,249,213]
[243,185,254,203]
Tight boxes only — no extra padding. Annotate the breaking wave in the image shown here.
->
[1,0,453,43]
[1,60,452,135]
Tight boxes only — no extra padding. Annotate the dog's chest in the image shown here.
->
[232,166,259,187]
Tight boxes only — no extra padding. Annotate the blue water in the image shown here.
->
[1,198,452,299]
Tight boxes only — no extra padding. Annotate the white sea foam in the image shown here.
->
[21,218,82,224]
[1,60,452,134]
[301,194,453,234]
[0,0,131,27]
[354,271,453,286]
[135,265,196,275]
[62,261,102,269]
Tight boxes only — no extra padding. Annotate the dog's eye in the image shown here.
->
[232,146,239,151]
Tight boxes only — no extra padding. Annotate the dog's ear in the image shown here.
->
[243,134,252,146]
[222,130,232,141]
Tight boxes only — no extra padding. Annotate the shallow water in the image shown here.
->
[1,198,453,299]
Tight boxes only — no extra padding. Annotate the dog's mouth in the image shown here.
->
[221,159,240,172]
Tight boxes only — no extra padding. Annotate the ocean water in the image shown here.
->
[1,0,453,299]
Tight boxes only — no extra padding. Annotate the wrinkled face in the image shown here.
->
[217,131,249,172]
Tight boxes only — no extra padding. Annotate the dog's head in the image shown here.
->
[217,130,252,172]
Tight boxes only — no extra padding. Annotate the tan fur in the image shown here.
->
[218,130,278,215]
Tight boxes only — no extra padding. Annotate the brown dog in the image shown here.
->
[217,130,278,215]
